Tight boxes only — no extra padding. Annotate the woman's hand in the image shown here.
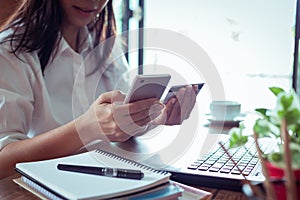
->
[152,85,198,125]
[76,90,164,143]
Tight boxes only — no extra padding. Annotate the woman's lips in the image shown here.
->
[73,6,97,17]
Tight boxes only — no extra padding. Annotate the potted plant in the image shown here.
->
[228,87,300,200]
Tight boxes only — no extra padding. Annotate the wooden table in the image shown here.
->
[0,173,248,200]
[0,174,38,200]
[0,118,250,199]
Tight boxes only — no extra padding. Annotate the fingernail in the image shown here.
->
[154,103,164,109]
[154,99,160,104]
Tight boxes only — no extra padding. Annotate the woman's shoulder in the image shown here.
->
[0,28,37,54]
[0,29,13,47]
[0,29,41,74]
[0,29,18,51]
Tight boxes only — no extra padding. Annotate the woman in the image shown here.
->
[0,0,197,179]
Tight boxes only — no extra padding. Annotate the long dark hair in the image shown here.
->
[0,0,117,73]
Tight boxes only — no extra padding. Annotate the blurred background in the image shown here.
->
[114,0,298,114]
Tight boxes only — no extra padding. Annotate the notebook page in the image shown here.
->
[16,150,170,200]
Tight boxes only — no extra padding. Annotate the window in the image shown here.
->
[141,0,297,113]
[114,0,144,81]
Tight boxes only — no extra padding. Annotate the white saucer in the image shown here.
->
[205,113,246,120]
[207,118,242,126]
[205,113,245,126]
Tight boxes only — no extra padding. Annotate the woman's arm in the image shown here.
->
[0,120,83,178]
[0,91,163,179]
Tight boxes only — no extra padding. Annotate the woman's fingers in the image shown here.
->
[165,85,197,125]
[180,86,196,119]
[109,98,163,136]
[96,90,126,104]
[167,87,186,124]
[114,98,161,120]
[129,103,164,122]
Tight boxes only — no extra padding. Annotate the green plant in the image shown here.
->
[229,87,300,169]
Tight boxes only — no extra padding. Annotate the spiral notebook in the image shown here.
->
[15,149,174,200]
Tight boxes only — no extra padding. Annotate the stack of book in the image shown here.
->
[14,149,211,200]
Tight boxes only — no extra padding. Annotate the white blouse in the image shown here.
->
[0,27,129,150]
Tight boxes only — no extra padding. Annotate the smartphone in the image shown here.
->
[124,74,171,103]
[163,83,204,104]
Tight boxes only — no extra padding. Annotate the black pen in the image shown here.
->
[57,164,144,180]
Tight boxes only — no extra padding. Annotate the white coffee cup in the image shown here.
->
[210,100,241,121]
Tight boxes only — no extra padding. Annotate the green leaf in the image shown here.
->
[253,118,280,138]
[254,108,269,119]
[253,119,271,137]
[228,127,248,148]
[291,131,300,144]
[277,110,285,119]
[269,152,282,162]
[229,134,248,148]
[285,109,300,125]
[267,152,285,168]
[280,93,293,110]
[269,87,284,97]
[290,143,300,168]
